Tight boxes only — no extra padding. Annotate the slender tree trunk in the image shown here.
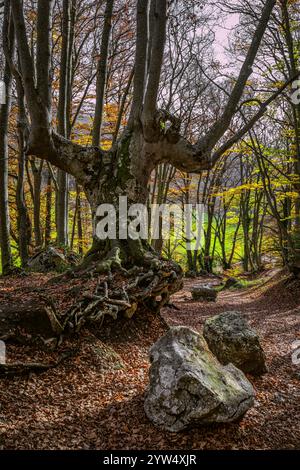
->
[77,186,83,255]
[70,195,78,251]
[56,170,69,246]
[186,251,195,273]
[30,158,43,247]
[56,0,72,246]
[203,202,215,273]
[0,58,13,274]
[14,61,32,267]
[16,122,31,267]
[45,169,52,246]
[151,163,175,253]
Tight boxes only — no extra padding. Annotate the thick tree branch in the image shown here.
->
[92,0,114,146]
[36,0,54,118]
[57,0,71,137]
[147,0,155,68]
[11,0,52,155]
[142,0,167,122]
[10,0,38,122]
[129,0,149,124]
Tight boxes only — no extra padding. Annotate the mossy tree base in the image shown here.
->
[63,239,183,337]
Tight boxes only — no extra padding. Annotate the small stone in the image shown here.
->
[191,285,217,302]
[223,277,243,289]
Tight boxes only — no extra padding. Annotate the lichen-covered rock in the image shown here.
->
[144,326,255,432]
[203,311,267,375]
[223,277,243,289]
[28,247,68,272]
[185,270,197,278]
[191,285,217,302]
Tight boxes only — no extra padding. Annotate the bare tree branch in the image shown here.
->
[113,66,134,144]
[197,0,276,154]
[211,71,300,164]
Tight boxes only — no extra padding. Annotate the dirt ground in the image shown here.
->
[0,270,299,450]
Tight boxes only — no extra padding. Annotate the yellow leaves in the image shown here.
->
[277,191,299,201]
[243,100,260,107]
[288,173,300,184]
[213,182,263,198]
[288,0,300,5]
[282,128,296,138]
[105,103,119,115]
[227,216,240,225]
[221,148,233,157]
[285,191,300,199]
[74,134,92,146]
[101,140,112,151]
[271,81,286,89]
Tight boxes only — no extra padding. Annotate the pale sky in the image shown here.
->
[214,13,240,64]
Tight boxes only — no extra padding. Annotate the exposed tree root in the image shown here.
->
[63,252,183,336]
[0,348,78,376]
[1,246,183,349]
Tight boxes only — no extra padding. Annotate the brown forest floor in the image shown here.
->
[0,269,299,450]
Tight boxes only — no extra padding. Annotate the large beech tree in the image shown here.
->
[2,0,296,338]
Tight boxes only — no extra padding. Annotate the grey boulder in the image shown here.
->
[203,311,267,375]
[28,247,67,272]
[144,326,255,432]
[191,285,217,302]
[223,277,243,289]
